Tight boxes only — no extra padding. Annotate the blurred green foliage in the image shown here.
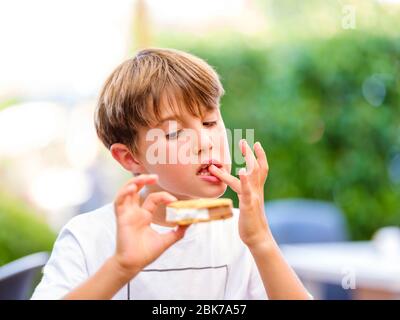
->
[0,97,20,112]
[0,190,56,266]
[166,31,400,240]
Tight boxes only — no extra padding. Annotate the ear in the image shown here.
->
[110,143,146,174]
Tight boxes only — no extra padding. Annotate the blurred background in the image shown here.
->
[0,0,399,299]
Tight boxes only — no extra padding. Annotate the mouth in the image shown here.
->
[196,160,223,183]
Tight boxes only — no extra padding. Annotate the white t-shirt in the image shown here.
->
[31,203,268,300]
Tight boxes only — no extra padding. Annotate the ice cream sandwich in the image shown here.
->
[166,198,233,225]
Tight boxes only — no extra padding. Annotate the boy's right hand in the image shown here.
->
[111,174,188,280]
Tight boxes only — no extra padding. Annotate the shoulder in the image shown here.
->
[51,202,117,270]
[61,202,116,243]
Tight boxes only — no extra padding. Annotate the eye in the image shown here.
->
[166,129,182,140]
[203,121,217,127]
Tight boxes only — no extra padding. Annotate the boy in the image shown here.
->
[31,48,311,300]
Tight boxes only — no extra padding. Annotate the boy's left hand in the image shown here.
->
[209,139,272,249]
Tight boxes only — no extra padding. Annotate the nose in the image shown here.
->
[193,127,213,156]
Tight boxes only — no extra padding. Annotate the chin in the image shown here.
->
[194,183,227,199]
[162,181,227,200]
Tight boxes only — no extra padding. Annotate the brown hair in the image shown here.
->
[94,48,225,154]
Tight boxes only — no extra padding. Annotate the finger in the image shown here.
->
[114,174,158,213]
[240,139,258,176]
[238,167,251,201]
[159,225,190,250]
[123,174,159,202]
[114,183,138,214]
[208,165,241,193]
[124,174,159,192]
[254,141,269,180]
[142,191,178,214]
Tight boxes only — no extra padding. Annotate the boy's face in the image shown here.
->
[135,102,231,200]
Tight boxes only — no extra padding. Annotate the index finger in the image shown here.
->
[208,165,241,193]
[114,174,158,212]
[122,174,158,191]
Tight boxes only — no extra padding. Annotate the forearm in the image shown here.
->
[63,257,137,300]
[249,234,311,300]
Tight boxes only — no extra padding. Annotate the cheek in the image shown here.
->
[149,163,193,192]
[214,126,232,167]
[146,142,191,175]
[150,163,189,177]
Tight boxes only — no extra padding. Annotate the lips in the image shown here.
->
[196,159,223,176]
[196,160,223,184]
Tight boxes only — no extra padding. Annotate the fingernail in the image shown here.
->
[238,167,247,175]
